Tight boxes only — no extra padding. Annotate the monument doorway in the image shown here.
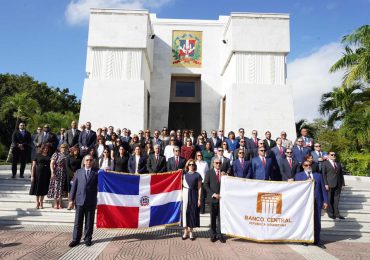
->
[168,76,201,134]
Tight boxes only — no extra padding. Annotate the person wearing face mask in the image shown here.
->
[295,160,328,249]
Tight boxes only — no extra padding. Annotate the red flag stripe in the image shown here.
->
[150,170,182,195]
[97,205,139,228]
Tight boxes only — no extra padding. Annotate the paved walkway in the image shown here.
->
[1,224,370,259]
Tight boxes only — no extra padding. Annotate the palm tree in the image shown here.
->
[319,84,368,127]
[0,92,41,130]
[330,25,370,85]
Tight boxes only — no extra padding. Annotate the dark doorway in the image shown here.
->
[168,103,201,133]
[168,76,201,134]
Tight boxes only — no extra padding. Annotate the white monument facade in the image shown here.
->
[79,9,296,138]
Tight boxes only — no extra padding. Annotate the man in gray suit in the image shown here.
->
[65,120,80,148]
[69,155,98,247]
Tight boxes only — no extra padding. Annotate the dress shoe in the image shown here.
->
[20,175,24,178]
[219,236,226,243]
[85,240,92,246]
[68,240,79,247]
[337,215,345,220]
[190,236,196,241]
[328,215,336,220]
[315,242,326,249]
[210,236,217,242]
[11,175,15,179]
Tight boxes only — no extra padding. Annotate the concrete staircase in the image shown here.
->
[0,168,369,241]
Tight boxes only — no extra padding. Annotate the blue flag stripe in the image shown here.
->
[149,201,181,227]
[98,170,140,195]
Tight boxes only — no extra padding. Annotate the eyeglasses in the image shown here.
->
[188,164,195,166]
[252,132,257,135]
[174,150,180,152]
[330,153,336,156]
[222,143,227,145]
[214,162,222,164]
[104,151,108,153]
[286,152,292,154]
[238,152,245,154]
[218,150,224,152]
[298,141,303,143]
[315,145,321,147]
[259,150,265,152]
[196,154,202,157]
[85,159,93,161]
[303,164,311,167]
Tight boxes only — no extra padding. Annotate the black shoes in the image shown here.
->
[315,242,326,249]
[11,175,15,179]
[210,236,217,242]
[328,215,336,219]
[219,236,226,243]
[20,175,24,178]
[85,240,92,246]
[337,215,345,220]
[68,240,79,247]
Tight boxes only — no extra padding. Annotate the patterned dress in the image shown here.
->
[47,152,67,198]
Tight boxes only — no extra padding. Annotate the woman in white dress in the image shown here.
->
[99,147,113,170]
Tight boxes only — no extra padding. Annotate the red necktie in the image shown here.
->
[241,159,244,169]
[334,162,337,171]
[176,157,179,167]
[216,170,220,183]
[279,146,283,155]
[262,157,266,168]
[156,155,159,162]
[288,158,292,169]
[254,138,257,146]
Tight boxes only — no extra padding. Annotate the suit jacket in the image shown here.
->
[247,138,260,157]
[233,147,252,161]
[34,131,58,152]
[294,171,328,207]
[167,156,186,171]
[218,135,227,143]
[263,139,276,151]
[147,154,167,173]
[297,136,314,150]
[70,168,98,207]
[278,157,299,181]
[208,137,222,150]
[236,136,249,143]
[271,146,286,161]
[250,156,272,180]
[11,130,32,153]
[321,160,345,188]
[113,155,129,172]
[152,138,164,152]
[65,128,80,148]
[128,156,147,173]
[210,156,231,174]
[204,169,221,204]
[233,158,251,178]
[78,130,97,149]
[57,133,66,147]
[292,145,310,164]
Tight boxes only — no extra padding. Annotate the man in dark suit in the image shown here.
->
[204,158,226,243]
[128,146,147,173]
[295,160,328,248]
[217,129,227,143]
[322,151,345,220]
[311,143,326,172]
[167,146,186,171]
[271,137,286,161]
[152,130,164,154]
[297,128,314,151]
[11,122,32,178]
[34,124,58,154]
[65,120,80,148]
[235,128,249,144]
[250,148,272,180]
[233,139,251,161]
[263,131,276,151]
[278,148,299,181]
[78,122,97,156]
[147,144,167,173]
[233,150,251,178]
[247,130,260,158]
[208,130,222,151]
[69,155,98,247]
[210,148,231,175]
[57,128,66,148]
[292,138,310,165]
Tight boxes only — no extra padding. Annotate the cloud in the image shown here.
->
[65,0,173,25]
[287,42,344,122]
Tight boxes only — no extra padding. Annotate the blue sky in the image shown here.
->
[0,0,369,119]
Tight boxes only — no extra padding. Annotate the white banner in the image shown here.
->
[220,176,314,243]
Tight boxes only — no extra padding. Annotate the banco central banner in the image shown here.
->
[220,176,314,242]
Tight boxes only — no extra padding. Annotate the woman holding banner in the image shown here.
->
[182,159,202,241]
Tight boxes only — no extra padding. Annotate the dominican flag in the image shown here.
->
[97,170,182,228]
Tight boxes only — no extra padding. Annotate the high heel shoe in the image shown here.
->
[182,232,188,240]
[189,232,195,241]
[36,202,40,209]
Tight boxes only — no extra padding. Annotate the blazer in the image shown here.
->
[128,156,147,173]
[114,155,129,172]
[11,130,32,152]
[263,139,277,151]
[271,146,286,161]
[233,147,252,161]
[34,131,58,152]
[210,156,231,174]
[167,156,186,171]
[146,154,167,173]
[292,145,310,164]
[321,160,345,188]
[208,137,222,150]
[70,168,98,207]
[78,130,97,149]
[246,138,260,157]
[57,133,66,148]
[278,157,299,181]
[204,169,221,204]
[65,128,81,148]
[294,171,328,208]
[233,158,251,178]
[250,156,272,180]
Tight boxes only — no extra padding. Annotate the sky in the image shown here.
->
[0,0,369,121]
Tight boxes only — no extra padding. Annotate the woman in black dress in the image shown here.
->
[182,159,202,241]
[114,146,129,172]
[30,144,51,209]
[65,146,82,210]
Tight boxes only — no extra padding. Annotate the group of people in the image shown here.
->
[10,121,345,248]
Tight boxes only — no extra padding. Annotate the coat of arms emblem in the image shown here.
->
[172,31,202,67]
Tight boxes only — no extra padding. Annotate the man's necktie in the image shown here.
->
[241,159,244,169]
[288,158,292,169]
[308,172,312,179]
[216,170,220,183]
[156,155,159,162]
[262,157,266,168]
[175,157,179,167]
[279,146,283,155]
[86,170,90,180]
